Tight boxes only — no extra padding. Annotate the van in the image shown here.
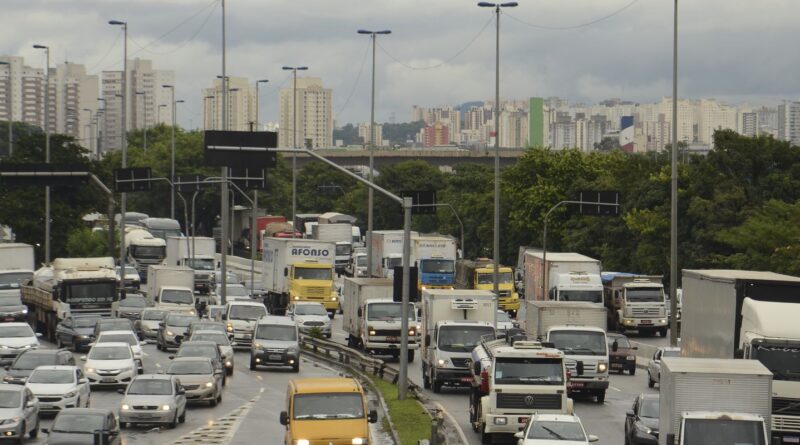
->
[250,316,300,372]
[280,377,377,445]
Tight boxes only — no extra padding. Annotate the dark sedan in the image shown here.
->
[42,408,121,445]
[55,315,101,352]
[92,318,135,338]
[608,332,637,375]
[3,348,75,384]
[625,393,659,445]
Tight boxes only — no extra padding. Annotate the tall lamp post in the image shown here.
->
[0,61,11,156]
[135,91,148,152]
[250,79,269,289]
[357,29,391,278]
[669,0,679,347]
[32,44,51,264]
[478,1,516,327]
[162,84,177,219]
[281,66,308,228]
[109,19,128,275]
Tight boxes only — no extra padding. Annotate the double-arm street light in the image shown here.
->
[163,84,183,220]
[32,44,51,264]
[357,29,391,278]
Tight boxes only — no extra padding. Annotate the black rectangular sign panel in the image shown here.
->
[576,190,620,216]
[204,130,278,168]
[113,167,152,193]
[402,190,437,215]
[229,167,267,191]
[393,266,420,303]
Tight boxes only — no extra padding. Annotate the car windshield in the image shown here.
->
[495,358,564,385]
[366,303,415,321]
[52,413,105,434]
[608,336,631,349]
[98,320,132,332]
[13,353,55,370]
[496,311,512,323]
[99,333,137,346]
[682,419,766,445]
[143,310,167,321]
[0,272,32,290]
[167,315,196,327]
[420,259,455,274]
[559,290,603,304]
[73,317,101,328]
[28,369,74,384]
[752,343,800,381]
[127,379,173,395]
[0,325,33,338]
[549,330,607,356]
[0,391,20,408]
[186,258,215,270]
[477,272,513,284]
[168,361,213,375]
[626,288,664,302]
[178,345,216,358]
[640,397,659,418]
[437,326,495,352]
[255,325,297,341]
[293,393,365,420]
[294,267,332,280]
[120,297,146,308]
[226,286,249,297]
[88,346,131,360]
[161,289,193,305]
[229,305,267,320]
[294,304,328,316]
[527,420,586,441]
[192,333,229,345]
[0,295,23,306]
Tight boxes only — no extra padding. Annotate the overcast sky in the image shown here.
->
[2,0,798,129]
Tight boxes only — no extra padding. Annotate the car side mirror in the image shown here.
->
[221,314,227,320]
[612,341,619,352]
[368,409,378,423]
[230,341,237,346]
[159,322,166,327]
[283,267,288,277]
[514,431,524,439]
[588,434,599,443]
[576,361,585,376]
[79,378,88,384]
[80,356,87,361]
[626,410,634,417]
[177,388,186,395]
[41,428,49,434]
[425,334,431,347]
[631,346,638,350]
[279,411,289,426]
[168,355,175,360]
[25,400,35,408]
[35,332,43,338]
[116,388,125,395]
[3,366,8,371]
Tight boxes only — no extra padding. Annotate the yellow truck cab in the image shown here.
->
[280,377,377,445]
[455,259,521,314]
[288,261,339,314]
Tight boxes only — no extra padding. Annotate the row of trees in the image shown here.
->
[1,122,798,278]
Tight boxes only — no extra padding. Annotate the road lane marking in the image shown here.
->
[170,392,262,444]
[610,386,621,392]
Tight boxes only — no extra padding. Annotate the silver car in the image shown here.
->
[165,357,222,406]
[118,374,187,428]
[647,346,681,388]
[189,330,235,375]
[0,384,39,441]
[135,309,167,340]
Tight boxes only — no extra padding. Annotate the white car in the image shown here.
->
[0,322,41,365]
[25,365,91,413]
[496,310,518,336]
[514,413,598,444]
[216,283,251,301]
[223,301,268,348]
[82,342,137,388]
[647,346,681,388]
[95,330,145,374]
[288,302,332,338]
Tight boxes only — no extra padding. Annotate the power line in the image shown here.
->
[334,39,372,120]
[128,0,219,56]
[375,15,494,71]
[87,28,122,72]
[504,0,642,30]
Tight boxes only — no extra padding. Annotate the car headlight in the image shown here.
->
[408,329,416,336]
[166,330,174,336]
[205,381,214,388]
[296,440,310,445]
[287,346,299,355]
[0,417,20,425]
[254,343,265,350]
[65,390,77,398]
[351,438,366,445]
[121,404,130,411]
[437,358,449,367]
[597,362,608,373]
[226,324,234,333]
[120,366,133,373]
[493,417,507,425]
[86,368,95,373]
[21,309,28,314]
[225,360,232,367]
[659,319,666,324]
[161,404,171,411]
[635,423,653,435]
[0,345,8,349]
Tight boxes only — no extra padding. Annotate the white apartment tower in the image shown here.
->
[358,123,384,147]
[202,76,256,131]
[778,101,800,146]
[279,77,332,148]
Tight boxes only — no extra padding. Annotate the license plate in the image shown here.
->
[571,382,584,388]
[242,334,252,339]
[460,377,473,383]
[640,320,653,324]
[101,377,117,383]
[611,363,623,368]
[387,336,398,342]
[518,417,529,424]
[4,317,13,322]
[40,404,53,409]
[784,438,800,444]
[268,354,282,361]
[137,414,154,419]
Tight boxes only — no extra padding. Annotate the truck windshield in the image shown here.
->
[494,358,564,385]
[367,303,415,321]
[185,258,215,271]
[293,393,364,420]
[294,268,332,280]
[131,245,165,258]
[476,272,513,284]
[63,282,117,305]
[0,272,32,290]
[559,290,603,304]
[437,326,495,352]
[626,288,663,302]
[548,330,607,356]
[161,289,193,305]
[386,257,402,269]
[682,419,765,445]
[421,259,455,274]
[752,343,800,381]
[335,244,352,256]
[149,228,182,240]
[356,256,367,267]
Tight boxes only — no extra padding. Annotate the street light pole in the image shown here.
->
[97,97,106,156]
[220,0,229,306]
[33,44,51,264]
[109,19,128,275]
[358,29,391,278]
[282,66,308,228]
[669,0,679,347]
[251,79,269,290]
[162,84,176,219]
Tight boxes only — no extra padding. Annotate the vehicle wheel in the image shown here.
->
[422,366,431,389]
[210,396,217,407]
[121,422,130,429]
[328,312,334,320]
[249,357,257,371]
[407,350,415,363]
[179,409,186,423]
[432,374,443,394]
[324,333,332,339]
[169,413,178,429]
[629,366,636,376]
[56,337,63,349]
[292,362,300,373]
[157,341,163,351]
[660,327,668,337]
[648,372,655,388]
[216,392,222,403]
[29,419,38,438]
[468,389,478,427]
[226,367,233,376]
[479,413,492,445]
[222,376,227,387]
[596,390,606,404]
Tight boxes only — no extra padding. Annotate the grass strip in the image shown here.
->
[370,377,432,445]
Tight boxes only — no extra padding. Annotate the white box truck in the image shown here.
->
[166,236,216,295]
[262,238,338,316]
[146,265,196,314]
[0,244,35,298]
[421,289,495,393]
[370,230,412,279]
[312,223,352,275]
[522,250,603,303]
[681,269,800,442]
[524,300,609,403]
[659,357,772,445]
[411,234,458,291]
[342,277,419,361]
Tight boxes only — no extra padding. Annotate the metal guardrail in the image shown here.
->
[299,334,401,384]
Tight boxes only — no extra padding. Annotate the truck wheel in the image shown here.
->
[659,327,668,337]
[648,372,655,388]
[596,390,606,404]
[629,366,636,376]
[480,416,492,445]
[407,350,415,363]
[249,357,257,371]
[432,374,443,394]
[422,366,431,389]
[469,389,479,426]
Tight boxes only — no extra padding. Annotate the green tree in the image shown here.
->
[66,227,110,257]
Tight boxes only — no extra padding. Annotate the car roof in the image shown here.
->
[532,413,582,423]
[18,349,60,356]
[30,365,77,372]
[227,301,263,307]
[180,340,218,347]
[290,377,362,394]
[98,318,130,323]
[0,322,30,328]
[133,374,174,381]
[257,316,295,326]
[98,330,137,337]
[639,393,659,401]
[660,346,681,352]
[58,408,111,416]
[0,385,24,393]
[91,342,130,348]
[292,301,325,307]
[192,330,226,335]
[171,356,213,364]
[72,314,102,319]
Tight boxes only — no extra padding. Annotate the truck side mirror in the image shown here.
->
[612,341,619,352]
[667,433,675,445]
[576,361,585,376]
[357,308,362,318]
[425,334,431,347]
[473,361,481,375]
[279,411,289,426]
[368,409,378,423]
[284,267,288,277]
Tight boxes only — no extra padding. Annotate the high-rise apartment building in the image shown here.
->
[418,122,450,147]
[778,101,800,146]
[279,77,332,148]
[357,123,384,147]
[739,111,759,137]
[202,76,256,132]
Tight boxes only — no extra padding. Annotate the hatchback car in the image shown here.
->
[82,342,136,388]
[607,332,638,375]
[135,308,167,340]
[116,266,141,290]
[55,314,101,352]
[43,408,120,445]
[95,330,145,374]
[165,357,222,406]
[112,294,148,320]
[93,318,135,339]
[625,393,660,445]
[172,341,226,385]
[514,413,598,444]
[287,302,332,338]
[188,330,235,374]
[250,316,300,372]
[156,312,197,351]
[0,384,39,441]
[0,295,28,323]
[25,365,91,414]
[118,375,187,429]
[3,348,75,385]
[647,346,681,388]
[0,323,41,364]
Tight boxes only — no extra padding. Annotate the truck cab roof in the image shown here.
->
[437,320,493,327]
[548,325,606,334]
[679,411,766,421]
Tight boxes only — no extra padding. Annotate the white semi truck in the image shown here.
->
[522,250,603,303]
[469,338,570,443]
[145,265,196,314]
[681,269,800,443]
[602,273,668,336]
[124,228,166,281]
[166,236,216,295]
[659,357,772,445]
[312,223,352,275]
[421,289,495,393]
[342,277,419,361]
[524,300,609,403]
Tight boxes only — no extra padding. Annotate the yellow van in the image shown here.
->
[280,377,377,445]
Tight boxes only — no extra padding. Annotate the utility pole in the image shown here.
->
[669,0,679,347]
[282,66,308,228]
[220,0,229,306]
[32,44,51,264]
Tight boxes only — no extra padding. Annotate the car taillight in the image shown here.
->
[480,369,489,393]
